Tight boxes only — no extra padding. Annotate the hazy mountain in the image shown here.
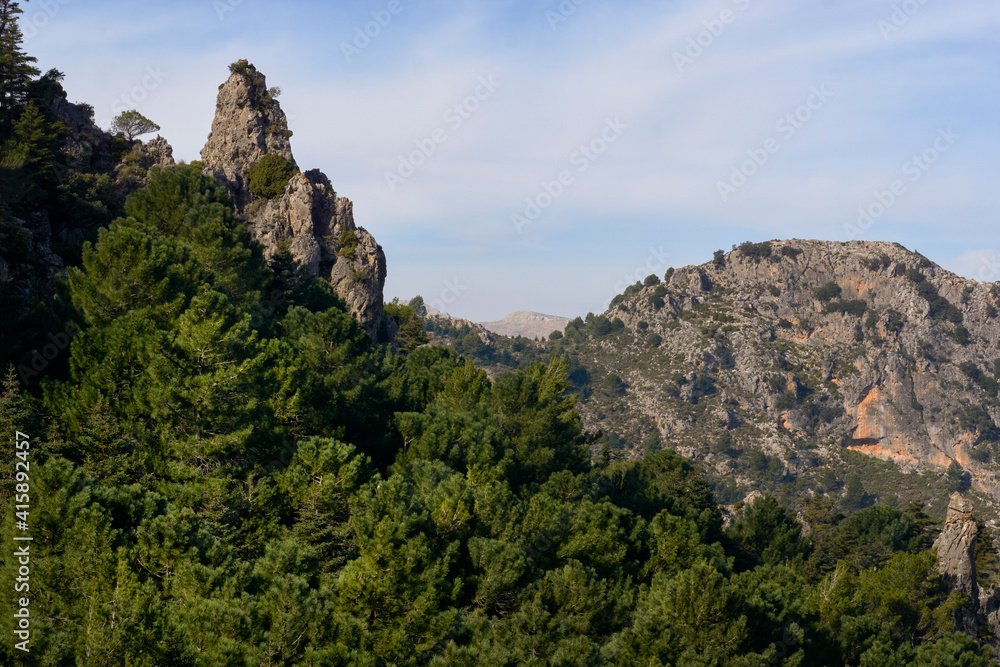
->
[478,310,570,340]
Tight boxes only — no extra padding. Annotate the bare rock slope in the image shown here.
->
[577,239,1000,499]
[200,60,386,335]
[479,311,570,340]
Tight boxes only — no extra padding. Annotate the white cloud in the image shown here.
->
[23,0,1000,319]
[944,249,1000,283]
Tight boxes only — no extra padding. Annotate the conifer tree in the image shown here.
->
[0,1,39,133]
[110,109,160,141]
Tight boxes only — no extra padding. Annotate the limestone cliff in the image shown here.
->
[563,239,1000,501]
[200,60,386,335]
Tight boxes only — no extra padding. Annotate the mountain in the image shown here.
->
[478,310,570,340]
[586,240,1000,495]
[431,239,1000,516]
[200,60,388,337]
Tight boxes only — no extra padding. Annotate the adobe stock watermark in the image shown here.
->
[340,0,411,62]
[976,252,1000,282]
[21,0,71,41]
[673,0,753,73]
[98,65,170,130]
[511,116,627,233]
[877,0,930,40]
[213,0,243,20]
[384,75,501,193]
[845,127,958,240]
[768,624,802,664]
[612,246,672,295]
[428,277,468,315]
[16,322,80,387]
[717,84,833,202]
[546,0,586,30]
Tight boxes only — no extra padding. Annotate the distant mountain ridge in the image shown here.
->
[479,310,571,340]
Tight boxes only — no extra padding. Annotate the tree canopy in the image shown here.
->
[110,109,161,141]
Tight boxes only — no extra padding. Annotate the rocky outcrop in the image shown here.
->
[200,60,386,335]
[934,493,979,635]
[200,61,296,215]
[115,135,176,193]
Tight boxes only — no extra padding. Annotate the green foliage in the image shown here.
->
[842,473,873,513]
[780,245,803,258]
[0,1,40,127]
[863,253,892,271]
[853,551,964,645]
[956,404,999,443]
[813,281,843,302]
[110,109,160,141]
[246,153,296,199]
[727,495,807,570]
[384,296,429,354]
[945,461,970,493]
[602,373,626,395]
[337,226,359,259]
[908,275,963,324]
[884,308,906,334]
[737,240,773,261]
[959,361,999,397]
[950,324,971,346]
[228,58,252,78]
[713,248,725,267]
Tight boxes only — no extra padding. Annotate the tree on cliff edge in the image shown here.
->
[110,109,160,141]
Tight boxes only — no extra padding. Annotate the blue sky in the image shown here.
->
[23,0,1000,321]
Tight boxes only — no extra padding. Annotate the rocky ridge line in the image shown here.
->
[583,239,1000,498]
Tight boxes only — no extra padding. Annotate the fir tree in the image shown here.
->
[0,1,39,133]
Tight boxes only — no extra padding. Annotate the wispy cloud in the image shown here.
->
[26,0,1000,321]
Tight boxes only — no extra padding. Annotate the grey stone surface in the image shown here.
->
[200,60,386,334]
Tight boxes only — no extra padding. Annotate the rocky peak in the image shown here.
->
[201,60,295,214]
[200,60,387,336]
[933,494,979,618]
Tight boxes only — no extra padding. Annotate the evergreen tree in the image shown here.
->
[0,1,38,133]
[110,109,160,141]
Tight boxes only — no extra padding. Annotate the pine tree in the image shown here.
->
[110,109,160,141]
[12,99,61,199]
[0,1,39,134]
